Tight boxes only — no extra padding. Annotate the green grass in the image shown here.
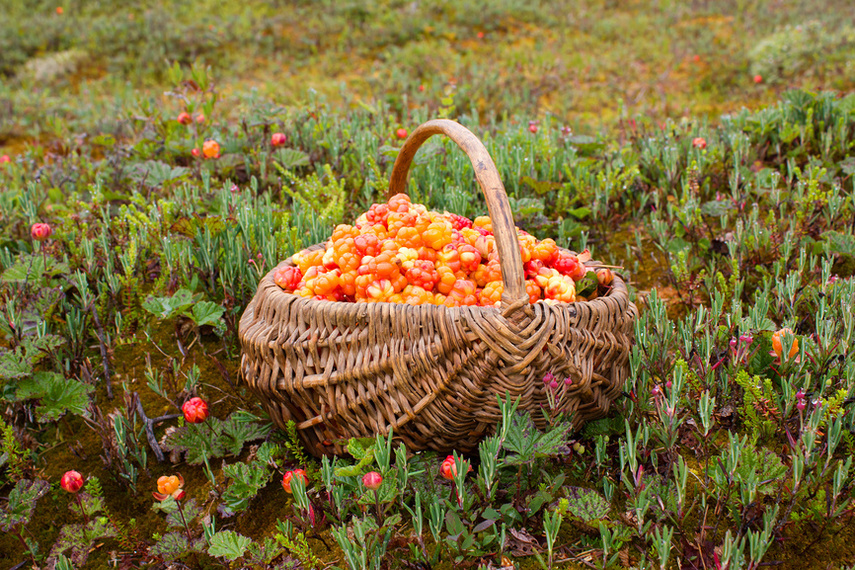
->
[1,1,855,569]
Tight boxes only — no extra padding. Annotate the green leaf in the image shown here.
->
[15,372,94,422]
[567,206,592,220]
[142,288,199,320]
[220,461,272,514]
[220,416,271,456]
[50,517,116,567]
[208,530,251,561]
[274,148,310,170]
[162,422,226,464]
[128,160,191,188]
[148,531,188,558]
[701,200,735,218]
[445,510,465,537]
[190,301,225,328]
[0,479,50,532]
[521,176,562,195]
[564,486,611,524]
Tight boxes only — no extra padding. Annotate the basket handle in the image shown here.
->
[387,119,527,309]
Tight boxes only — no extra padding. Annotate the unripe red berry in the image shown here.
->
[60,470,84,493]
[182,397,209,423]
[31,223,52,241]
[282,468,308,493]
[363,471,383,491]
[271,132,287,147]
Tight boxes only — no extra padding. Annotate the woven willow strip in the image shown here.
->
[238,120,637,456]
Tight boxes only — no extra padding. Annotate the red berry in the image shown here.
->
[177,112,192,125]
[31,223,52,242]
[0,154,10,164]
[60,470,84,493]
[271,132,287,147]
[282,469,308,493]
[692,137,707,149]
[753,74,763,84]
[182,397,209,423]
[396,128,408,140]
[363,471,383,490]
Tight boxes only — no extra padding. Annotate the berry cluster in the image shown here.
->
[274,194,613,306]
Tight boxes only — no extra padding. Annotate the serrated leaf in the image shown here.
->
[0,347,32,380]
[190,301,225,328]
[128,160,191,188]
[142,288,199,320]
[274,148,310,170]
[701,200,735,217]
[162,422,226,464]
[521,176,562,195]
[564,486,611,523]
[148,531,188,558]
[16,372,94,422]
[0,479,50,531]
[567,206,592,220]
[49,517,115,567]
[221,461,272,514]
[208,530,251,561]
[220,416,271,456]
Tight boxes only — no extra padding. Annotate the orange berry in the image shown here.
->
[202,139,220,159]
[525,279,541,303]
[395,225,423,248]
[436,266,457,295]
[422,220,453,251]
[545,274,576,303]
[473,216,492,233]
[771,328,798,360]
[480,281,503,306]
[457,243,482,274]
[531,238,559,264]
[387,193,411,213]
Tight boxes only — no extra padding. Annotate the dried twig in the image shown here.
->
[132,392,181,463]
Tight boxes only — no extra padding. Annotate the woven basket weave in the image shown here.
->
[238,119,637,457]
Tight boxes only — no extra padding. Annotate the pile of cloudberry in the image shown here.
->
[274,193,613,306]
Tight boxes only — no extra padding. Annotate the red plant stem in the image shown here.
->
[13,528,36,565]
[374,489,382,526]
[176,500,193,543]
[75,493,89,523]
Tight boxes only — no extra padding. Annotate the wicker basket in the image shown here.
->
[238,119,637,457]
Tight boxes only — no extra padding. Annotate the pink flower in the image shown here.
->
[692,137,707,149]
[31,223,52,241]
[182,397,209,424]
[363,471,383,491]
[60,470,84,493]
